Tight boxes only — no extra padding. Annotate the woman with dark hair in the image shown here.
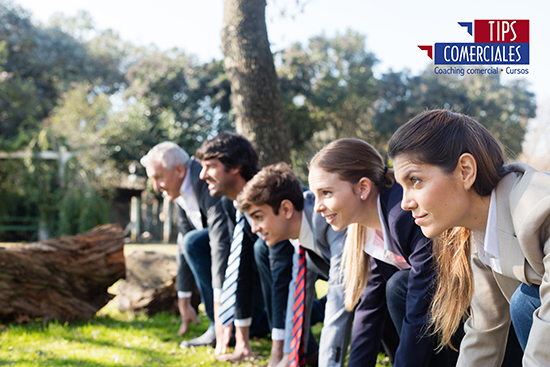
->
[389,109,550,366]
[308,138,456,367]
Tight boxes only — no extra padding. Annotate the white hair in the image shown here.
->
[140,142,190,170]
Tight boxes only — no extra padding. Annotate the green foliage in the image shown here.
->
[57,176,110,236]
[0,135,61,240]
[0,2,125,150]
[277,30,379,180]
[0,3,124,239]
[0,159,42,241]
[0,1,537,240]
[0,154,111,240]
[277,31,535,180]
[0,80,114,240]
[303,30,379,140]
[373,67,536,158]
[48,81,122,192]
[118,50,232,173]
[279,30,379,140]
[48,10,129,92]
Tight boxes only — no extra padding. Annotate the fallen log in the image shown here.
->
[0,223,125,323]
[116,250,201,316]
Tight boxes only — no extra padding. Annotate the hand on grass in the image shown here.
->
[177,298,200,336]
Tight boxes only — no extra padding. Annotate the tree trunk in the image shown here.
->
[0,224,125,323]
[221,0,290,166]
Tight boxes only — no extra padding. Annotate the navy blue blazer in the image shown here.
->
[349,183,436,367]
[175,158,231,290]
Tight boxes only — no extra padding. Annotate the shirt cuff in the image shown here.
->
[213,288,222,303]
[272,328,285,341]
[234,318,252,327]
[177,291,192,299]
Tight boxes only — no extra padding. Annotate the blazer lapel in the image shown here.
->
[189,158,201,192]
[507,163,550,280]
[303,192,315,229]
[496,169,528,284]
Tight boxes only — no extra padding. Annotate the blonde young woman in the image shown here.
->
[388,109,549,366]
[308,138,456,367]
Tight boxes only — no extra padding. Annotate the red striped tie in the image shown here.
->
[289,245,306,367]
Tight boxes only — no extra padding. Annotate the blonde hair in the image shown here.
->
[310,138,393,310]
[430,227,473,350]
[341,224,369,310]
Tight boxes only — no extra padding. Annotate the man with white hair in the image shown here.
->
[141,142,231,348]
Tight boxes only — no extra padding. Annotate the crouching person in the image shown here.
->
[237,163,352,367]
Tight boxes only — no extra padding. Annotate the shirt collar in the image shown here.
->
[471,189,501,273]
[363,193,410,270]
[173,167,202,230]
[484,190,500,259]
[376,195,392,251]
[299,211,314,247]
[290,211,317,255]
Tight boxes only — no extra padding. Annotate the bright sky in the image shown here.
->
[13,0,550,112]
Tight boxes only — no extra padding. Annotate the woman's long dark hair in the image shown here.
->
[388,109,508,350]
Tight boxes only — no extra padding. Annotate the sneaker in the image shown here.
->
[180,328,216,348]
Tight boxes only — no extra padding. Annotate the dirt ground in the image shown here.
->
[123,243,178,256]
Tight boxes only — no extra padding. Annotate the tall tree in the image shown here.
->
[221,0,289,165]
[275,31,379,180]
[0,3,124,239]
[373,68,536,158]
[302,31,379,141]
[116,50,231,172]
[0,3,125,149]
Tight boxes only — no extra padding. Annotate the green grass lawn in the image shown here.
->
[0,306,390,366]
[0,243,391,366]
[0,302,270,366]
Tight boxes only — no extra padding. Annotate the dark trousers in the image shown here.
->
[254,239,294,330]
[386,269,523,367]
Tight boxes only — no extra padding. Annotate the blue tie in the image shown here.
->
[219,211,245,326]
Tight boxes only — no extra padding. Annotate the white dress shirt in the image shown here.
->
[363,195,411,270]
[173,168,203,231]
[173,169,203,299]
[281,211,317,342]
[472,190,501,273]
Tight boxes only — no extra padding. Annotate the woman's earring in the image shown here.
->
[360,195,365,200]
